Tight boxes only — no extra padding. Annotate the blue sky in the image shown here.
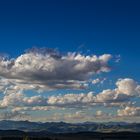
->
[0,0,140,122]
[0,0,140,81]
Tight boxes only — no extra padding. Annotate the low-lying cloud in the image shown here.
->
[0,78,139,111]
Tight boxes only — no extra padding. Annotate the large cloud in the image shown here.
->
[0,48,112,93]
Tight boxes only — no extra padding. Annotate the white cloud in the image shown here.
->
[47,92,96,107]
[47,78,140,108]
[117,106,140,117]
[116,78,138,96]
[96,78,140,103]
[0,91,47,108]
[0,74,139,121]
[0,48,112,93]
[96,110,103,116]
[92,78,100,84]
[12,106,57,112]
[0,78,139,111]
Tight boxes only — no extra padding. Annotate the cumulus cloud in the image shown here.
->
[46,78,140,108]
[96,89,130,103]
[0,48,112,93]
[0,91,96,109]
[117,106,140,117]
[116,78,139,96]
[0,92,47,108]
[0,78,139,113]
[96,78,140,103]
[47,92,96,107]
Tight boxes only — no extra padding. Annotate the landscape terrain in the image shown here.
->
[0,121,139,140]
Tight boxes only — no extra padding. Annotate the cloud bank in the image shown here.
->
[0,78,139,117]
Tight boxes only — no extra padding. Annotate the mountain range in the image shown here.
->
[0,120,140,133]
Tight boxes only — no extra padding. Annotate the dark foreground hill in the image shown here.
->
[0,131,140,140]
[0,121,140,139]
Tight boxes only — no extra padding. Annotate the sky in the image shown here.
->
[0,0,140,122]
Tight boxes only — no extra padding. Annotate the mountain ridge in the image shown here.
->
[0,120,139,133]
